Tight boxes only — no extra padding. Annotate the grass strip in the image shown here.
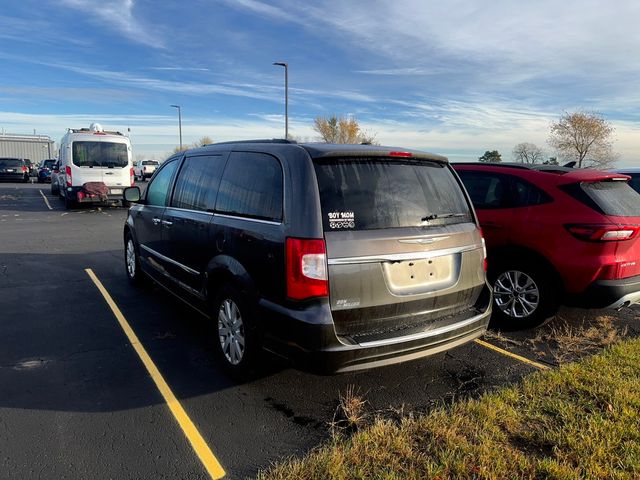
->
[258,337,640,479]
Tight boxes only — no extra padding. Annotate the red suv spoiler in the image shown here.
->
[557,170,630,184]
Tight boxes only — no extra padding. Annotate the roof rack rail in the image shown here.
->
[453,162,530,169]
[454,162,575,173]
[212,139,297,145]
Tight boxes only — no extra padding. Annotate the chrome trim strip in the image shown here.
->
[214,213,282,226]
[356,311,488,348]
[398,236,449,245]
[165,206,214,216]
[327,244,481,265]
[140,244,200,276]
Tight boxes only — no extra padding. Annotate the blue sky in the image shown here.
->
[1,0,639,164]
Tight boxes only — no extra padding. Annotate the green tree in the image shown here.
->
[313,115,378,144]
[548,111,616,168]
[478,150,502,163]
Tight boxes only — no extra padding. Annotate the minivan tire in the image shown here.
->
[124,233,146,285]
[212,285,260,376]
[489,258,559,330]
[51,182,59,196]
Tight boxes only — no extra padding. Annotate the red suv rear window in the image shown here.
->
[576,181,640,217]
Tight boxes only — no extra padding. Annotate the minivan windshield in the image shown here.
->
[72,141,128,168]
[314,158,472,231]
[0,159,22,168]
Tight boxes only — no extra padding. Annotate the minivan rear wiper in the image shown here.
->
[421,213,467,222]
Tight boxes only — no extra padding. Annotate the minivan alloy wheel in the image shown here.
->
[493,270,540,318]
[126,239,136,278]
[218,299,245,365]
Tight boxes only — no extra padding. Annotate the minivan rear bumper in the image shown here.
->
[260,288,492,373]
[569,274,640,309]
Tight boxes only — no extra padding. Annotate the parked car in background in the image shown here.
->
[52,123,134,209]
[23,159,37,177]
[133,160,159,181]
[610,168,640,194]
[0,158,30,183]
[454,162,640,329]
[38,159,57,183]
[122,141,491,374]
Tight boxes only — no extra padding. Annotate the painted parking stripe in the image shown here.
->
[474,339,550,370]
[39,190,53,210]
[85,268,226,479]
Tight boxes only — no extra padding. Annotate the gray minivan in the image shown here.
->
[123,141,491,374]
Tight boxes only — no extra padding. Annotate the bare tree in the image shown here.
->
[313,115,378,144]
[512,143,545,164]
[548,111,617,168]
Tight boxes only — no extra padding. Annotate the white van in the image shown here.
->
[52,123,134,209]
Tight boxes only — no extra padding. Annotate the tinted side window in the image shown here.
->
[457,170,508,209]
[146,159,178,206]
[511,177,553,207]
[216,152,283,221]
[171,155,226,212]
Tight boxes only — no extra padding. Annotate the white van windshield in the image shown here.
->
[72,141,128,168]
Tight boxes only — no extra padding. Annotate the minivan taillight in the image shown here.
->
[65,166,72,187]
[21,166,28,173]
[564,224,640,242]
[130,167,135,186]
[286,238,328,300]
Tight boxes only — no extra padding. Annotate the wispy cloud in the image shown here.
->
[59,0,163,48]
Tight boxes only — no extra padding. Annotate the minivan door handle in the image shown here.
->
[161,220,173,227]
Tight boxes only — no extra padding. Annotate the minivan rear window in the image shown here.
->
[142,160,159,165]
[580,181,640,217]
[314,158,472,231]
[72,141,128,168]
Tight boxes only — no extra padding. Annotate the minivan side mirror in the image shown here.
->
[123,186,142,203]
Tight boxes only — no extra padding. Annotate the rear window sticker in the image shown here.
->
[328,211,355,229]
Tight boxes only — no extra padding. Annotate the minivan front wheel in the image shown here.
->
[212,286,259,374]
[124,233,145,285]
[490,261,558,330]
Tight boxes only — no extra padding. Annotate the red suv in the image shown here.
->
[454,163,640,328]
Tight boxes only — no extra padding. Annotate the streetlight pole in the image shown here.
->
[170,105,183,149]
[273,62,288,139]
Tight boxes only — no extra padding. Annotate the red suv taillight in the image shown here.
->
[65,165,72,187]
[21,166,28,173]
[564,224,640,242]
[286,238,328,300]
[130,167,135,186]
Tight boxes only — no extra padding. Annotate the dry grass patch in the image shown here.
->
[258,337,640,480]
[486,310,629,365]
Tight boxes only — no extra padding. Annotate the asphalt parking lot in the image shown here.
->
[1,182,636,479]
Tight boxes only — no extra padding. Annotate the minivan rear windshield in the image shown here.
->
[314,158,473,231]
[72,141,128,168]
[581,181,640,217]
[0,159,22,168]
[142,160,158,165]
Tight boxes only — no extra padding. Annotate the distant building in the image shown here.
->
[0,133,56,163]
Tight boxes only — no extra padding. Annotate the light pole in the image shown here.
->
[170,104,183,149]
[273,62,288,139]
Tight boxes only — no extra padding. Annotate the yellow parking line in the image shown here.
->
[474,339,550,370]
[85,268,225,479]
